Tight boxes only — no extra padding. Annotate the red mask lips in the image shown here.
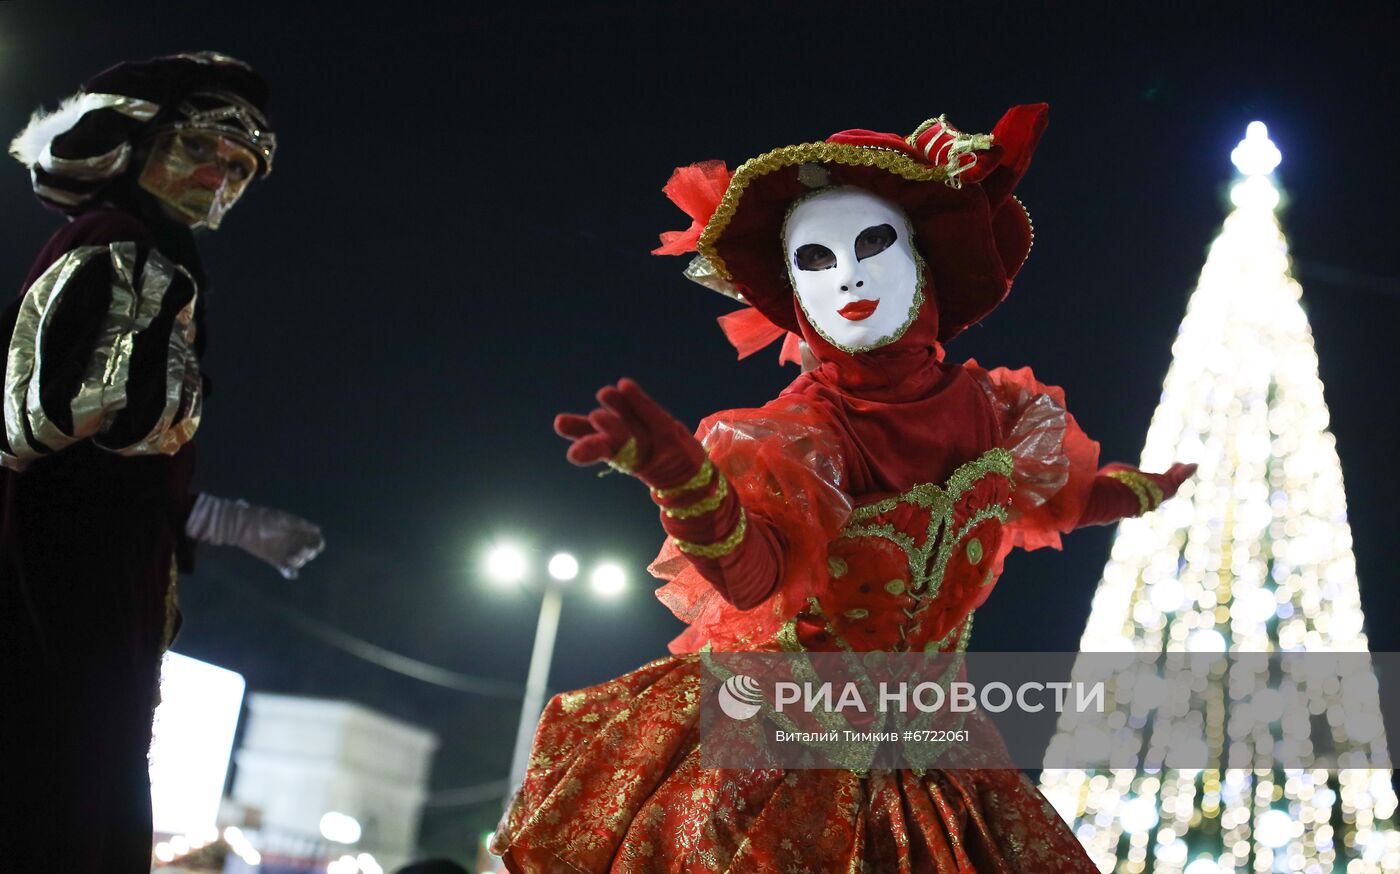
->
[838,299,880,321]
[189,165,228,188]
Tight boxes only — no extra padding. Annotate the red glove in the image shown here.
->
[556,379,783,610]
[554,378,707,490]
[1077,462,1197,527]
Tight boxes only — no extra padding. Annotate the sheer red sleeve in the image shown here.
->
[650,395,852,654]
[965,361,1101,554]
[965,361,1197,560]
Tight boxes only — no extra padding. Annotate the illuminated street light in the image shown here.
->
[547,552,579,582]
[485,543,527,585]
[484,541,631,810]
[590,563,626,596]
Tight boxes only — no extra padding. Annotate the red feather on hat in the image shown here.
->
[651,160,732,255]
[656,159,803,364]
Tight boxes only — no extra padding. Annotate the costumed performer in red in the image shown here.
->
[492,104,1194,872]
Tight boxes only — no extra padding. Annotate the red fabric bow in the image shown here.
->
[651,160,733,255]
[716,307,804,365]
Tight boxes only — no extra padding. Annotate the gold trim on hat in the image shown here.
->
[695,142,953,284]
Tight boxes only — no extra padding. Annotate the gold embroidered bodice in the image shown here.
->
[779,448,1014,654]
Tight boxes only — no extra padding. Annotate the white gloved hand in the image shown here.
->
[185,492,326,578]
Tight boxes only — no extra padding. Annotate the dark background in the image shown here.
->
[1,0,1396,861]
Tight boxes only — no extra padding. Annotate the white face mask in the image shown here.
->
[782,186,923,353]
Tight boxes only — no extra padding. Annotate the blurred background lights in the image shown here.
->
[221,825,261,867]
[590,562,626,596]
[356,853,384,874]
[328,856,361,874]
[1255,808,1295,848]
[148,652,245,837]
[1233,586,1278,625]
[1120,796,1160,834]
[1187,628,1227,653]
[1229,122,1282,210]
[485,542,528,585]
[547,552,579,581]
[319,810,362,844]
[1038,118,1396,871]
[1149,578,1185,613]
[1230,175,1280,211]
[1231,121,1281,176]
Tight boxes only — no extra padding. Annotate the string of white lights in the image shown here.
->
[1038,123,1398,874]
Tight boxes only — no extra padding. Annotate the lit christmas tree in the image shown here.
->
[1038,124,1399,873]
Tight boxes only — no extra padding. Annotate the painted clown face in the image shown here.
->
[137,130,259,229]
[782,186,924,353]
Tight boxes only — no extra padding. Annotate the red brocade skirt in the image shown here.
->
[492,655,1096,873]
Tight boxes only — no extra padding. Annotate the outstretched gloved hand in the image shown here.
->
[1078,462,1198,527]
[554,378,706,490]
[185,492,326,579]
[555,378,786,611]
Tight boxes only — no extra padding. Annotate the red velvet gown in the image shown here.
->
[494,300,1102,872]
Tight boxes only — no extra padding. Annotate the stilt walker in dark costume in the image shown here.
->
[0,53,325,871]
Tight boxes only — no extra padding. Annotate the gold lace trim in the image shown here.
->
[903,617,976,770]
[705,626,883,769]
[1107,469,1164,514]
[606,437,639,473]
[1012,194,1034,256]
[650,457,715,498]
[672,508,747,558]
[763,605,974,770]
[840,448,1013,601]
[662,473,729,519]
[924,506,1008,600]
[696,142,952,282]
[161,557,181,651]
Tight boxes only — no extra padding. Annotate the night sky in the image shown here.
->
[1,1,1397,860]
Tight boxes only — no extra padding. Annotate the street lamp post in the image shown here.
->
[506,581,562,793]
[485,545,626,809]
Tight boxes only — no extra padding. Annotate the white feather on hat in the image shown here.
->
[9,92,119,168]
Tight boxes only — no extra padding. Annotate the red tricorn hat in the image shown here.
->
[655,104,1048,345]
